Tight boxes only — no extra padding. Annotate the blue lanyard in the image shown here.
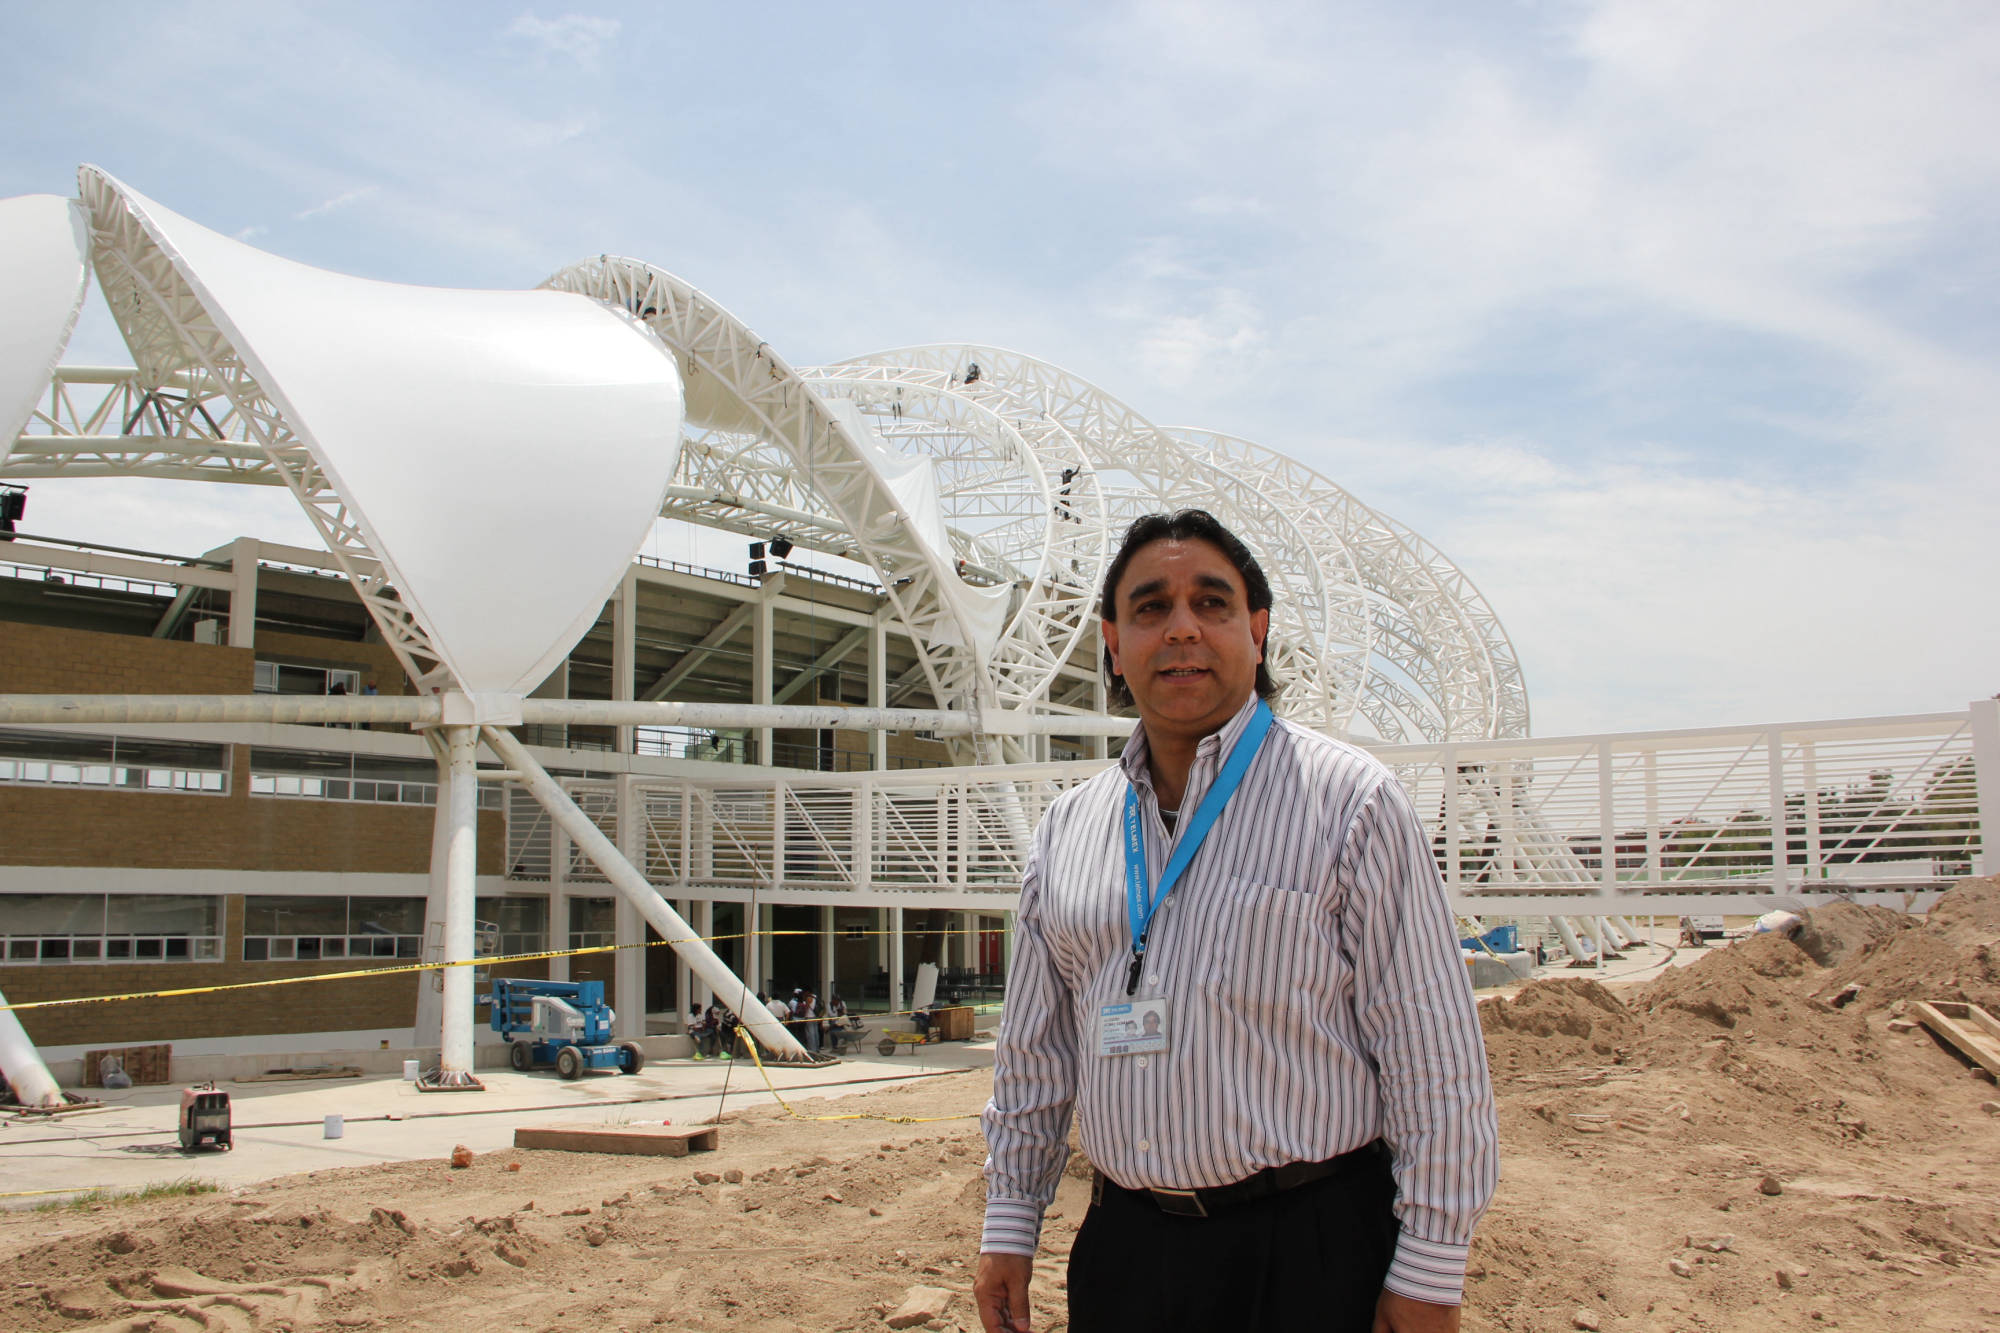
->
[1122,698,1274,995]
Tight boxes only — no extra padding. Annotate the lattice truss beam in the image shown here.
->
[6,221,1528,742]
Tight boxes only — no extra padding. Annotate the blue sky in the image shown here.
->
[6,1,1997,737]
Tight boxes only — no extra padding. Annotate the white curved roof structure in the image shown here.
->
[2,170,1526,741]
[0,195,89,451]
[76,168,684,698]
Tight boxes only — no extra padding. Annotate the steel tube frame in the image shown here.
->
[0,693,1137,736]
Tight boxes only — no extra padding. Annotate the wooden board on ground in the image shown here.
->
[514,1122,720,1156]
[1914,1001,2000,1077]
[84,1044,171,1086]
[237,1066,364,1082]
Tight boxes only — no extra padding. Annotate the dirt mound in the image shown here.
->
[1791,897,1912,967]
[1635,930,1814,1028]
[1479,978,1641,1074]
[1814,877,2000,1015]
[1924,873,2000,945]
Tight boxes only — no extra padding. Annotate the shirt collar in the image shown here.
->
[1119,691,1266,791]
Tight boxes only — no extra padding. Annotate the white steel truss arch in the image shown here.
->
[10,243,1529,746]
[835,345,1375,733]
[1169,429,1529,742]
[538,257,985,713]
[77,168,451,691]
[799,362,1108,713]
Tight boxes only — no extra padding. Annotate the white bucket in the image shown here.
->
[323,1114,344,1139]
[402,1059,420,1081]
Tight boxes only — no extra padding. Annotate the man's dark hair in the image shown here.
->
[1098,509,1279,709]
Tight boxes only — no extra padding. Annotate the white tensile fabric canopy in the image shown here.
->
[818,397,1010,654]
[96,171,686,698]
[0,194,90,457]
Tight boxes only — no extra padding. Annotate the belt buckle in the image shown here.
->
[1148,1187,1208,1219]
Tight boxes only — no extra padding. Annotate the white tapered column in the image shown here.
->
[435,725,482,1085]
[0,990,62,1108]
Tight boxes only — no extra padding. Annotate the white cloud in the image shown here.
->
[293,185,378,222]
[1329,434,2000,735]
[504,13,621,70]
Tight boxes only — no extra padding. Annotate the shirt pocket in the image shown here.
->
[1204,875,1325,1013]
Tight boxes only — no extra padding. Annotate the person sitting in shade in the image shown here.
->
[687,1002,712,1060]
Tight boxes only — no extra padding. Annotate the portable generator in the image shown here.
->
[178,1084,232,1151]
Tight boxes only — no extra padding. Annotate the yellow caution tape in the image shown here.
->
[0,926,1007,1016]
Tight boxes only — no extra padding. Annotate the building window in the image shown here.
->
[0,730,228,794]
[248,747,502,809]
[254,661,362,696]
[242,894,426,962]
[480,896,549,958]
[568,897,615,952]
[0,893,222,963]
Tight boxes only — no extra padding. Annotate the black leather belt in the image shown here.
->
[1091,1140,1388,1220]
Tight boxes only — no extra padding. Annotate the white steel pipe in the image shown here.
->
[527,700,1134,736]
[0,695,442,725]
[1550,915,1589,964]
[0,989,63,1109]
[0,693,1135,736]
[481,726,812,1062]
[434,726,481,1085]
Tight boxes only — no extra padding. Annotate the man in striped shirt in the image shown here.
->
[976,511,1498,1333]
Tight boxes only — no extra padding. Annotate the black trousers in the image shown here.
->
[1067,1147,1399,1333]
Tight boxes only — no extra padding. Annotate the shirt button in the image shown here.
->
[1136,1057,1149,1069]
[1137,1138,1151,1152]
[1146,974,1159,985]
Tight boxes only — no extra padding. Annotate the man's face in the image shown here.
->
[1102,536,1269,746]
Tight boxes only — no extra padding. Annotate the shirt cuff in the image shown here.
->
[1384,1234,1469,1306]
[980,1197,1044,1255]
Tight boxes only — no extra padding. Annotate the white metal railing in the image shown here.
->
[503,706,1992,911]
[1381,710,1984,906]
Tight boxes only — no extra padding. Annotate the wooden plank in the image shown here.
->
[514,1122,720,1156]
[1914,1002,2000,1077]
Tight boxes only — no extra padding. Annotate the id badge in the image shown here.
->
[1096,997,1169,1057]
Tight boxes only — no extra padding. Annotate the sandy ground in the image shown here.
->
[2,878,1997,1332]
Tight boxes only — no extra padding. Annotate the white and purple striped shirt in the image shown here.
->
[981,693,1499,1305]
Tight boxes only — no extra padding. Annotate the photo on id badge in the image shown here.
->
[1097,997,1168,1056]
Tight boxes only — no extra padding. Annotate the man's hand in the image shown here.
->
[1373,1289,1460,1333]
[974,1251,1034,1333]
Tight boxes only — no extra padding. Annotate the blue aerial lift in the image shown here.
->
[485,978,645,1079]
